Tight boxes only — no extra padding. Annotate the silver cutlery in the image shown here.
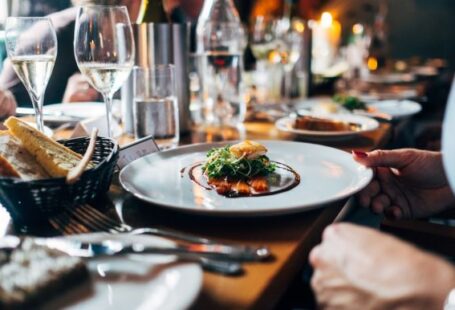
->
[50,204,271,261]
[0,236,242,275]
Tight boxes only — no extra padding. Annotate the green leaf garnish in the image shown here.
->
[202,146,276,179]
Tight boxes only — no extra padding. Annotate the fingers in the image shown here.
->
[352,149,415,169]
[0,90,17,118]
[371,194,391,213]
[358,180,380,207]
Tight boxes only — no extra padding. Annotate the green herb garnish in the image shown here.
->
[202,146,276,179]
[333,95,367,111]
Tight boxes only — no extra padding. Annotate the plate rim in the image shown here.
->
[119,140,373,217]
[368,99,422,119]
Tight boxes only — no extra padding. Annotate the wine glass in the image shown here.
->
[274,18,304,101]
[249,16,277,69]
[5,17,57,132]
[74,5,134,138]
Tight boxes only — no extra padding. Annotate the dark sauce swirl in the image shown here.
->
[180,161,300,198]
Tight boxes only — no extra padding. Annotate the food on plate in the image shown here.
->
[0,238,90,309]
[0,117,94,179]
[294,115,362,132]
[187,140,299,197]
[332,94,367,111]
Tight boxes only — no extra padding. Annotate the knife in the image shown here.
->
[1,236,270,262]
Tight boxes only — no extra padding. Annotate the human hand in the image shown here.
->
[0,89,17,119]
[310,223,455,310]
[62,73,99,103]
[352,149,455,219]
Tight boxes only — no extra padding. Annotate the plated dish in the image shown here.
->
[119,140,373,216]
[184,140,300,197]
[296,96,422,120]
[276,113,379,140]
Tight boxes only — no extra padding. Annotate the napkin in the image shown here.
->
[71,116,122,138]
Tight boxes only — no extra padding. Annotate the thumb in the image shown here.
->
[352,149,414,169]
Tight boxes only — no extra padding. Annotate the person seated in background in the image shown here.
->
[310,148,455,309]
[0,0,140,107]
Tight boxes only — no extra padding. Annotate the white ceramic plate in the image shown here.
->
[45,233,203,310]
[119,141,373,216]
[296,97,422,120]
[276,113,379,140]
[368,100,422,119]
[44,102,105,119]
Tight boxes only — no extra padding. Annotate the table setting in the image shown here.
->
[0,0,450,309]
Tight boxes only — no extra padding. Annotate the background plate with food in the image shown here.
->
[296,96,421,121]
[275,113,379,141]
[119,141,372,217]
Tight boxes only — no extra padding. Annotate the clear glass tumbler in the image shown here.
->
[133,65,180,149]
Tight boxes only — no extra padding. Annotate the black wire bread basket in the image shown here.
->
[0,136,119,223]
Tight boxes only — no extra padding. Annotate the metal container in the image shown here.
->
[121,22,191,134]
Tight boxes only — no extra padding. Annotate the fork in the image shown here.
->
[49,210,243,275]
[55,204,270,260]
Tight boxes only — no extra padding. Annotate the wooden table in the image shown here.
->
[0,121,392,309]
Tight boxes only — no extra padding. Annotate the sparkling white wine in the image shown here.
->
[78,62,133,95]
[11,55,55,99]
[250,41,277,61]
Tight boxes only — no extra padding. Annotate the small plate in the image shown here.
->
[276,113,379,140]
[45,233,203,310]
[39,102,105,125]
[368,100,422,120]
[119,141,373,216]
[362,73,416,84]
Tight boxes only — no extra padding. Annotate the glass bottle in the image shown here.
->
[194,0,246,126]
[136,0,169,23]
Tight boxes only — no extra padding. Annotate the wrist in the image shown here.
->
[430,260,455,309]
[445,288,455,310]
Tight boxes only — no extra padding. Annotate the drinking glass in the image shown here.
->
[133,65,179,150]
[74,5,134,138]
[5,17,57,132]
[250,16,277,68]
[274,18,304,101]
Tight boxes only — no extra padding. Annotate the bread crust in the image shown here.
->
[0,130,49,180]
[5,117,84,177]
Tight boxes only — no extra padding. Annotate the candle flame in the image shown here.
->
[368,57,378,71]
[321,12,333,28]
[352,23,363,35]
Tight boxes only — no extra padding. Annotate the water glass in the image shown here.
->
[133,65,179,149]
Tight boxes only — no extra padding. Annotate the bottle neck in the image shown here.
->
[137,0,169,23]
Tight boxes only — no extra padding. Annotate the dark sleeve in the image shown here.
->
[0,18,78,107]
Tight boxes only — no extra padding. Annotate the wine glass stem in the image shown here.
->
[32,96,44,132]
[103,93,114,138]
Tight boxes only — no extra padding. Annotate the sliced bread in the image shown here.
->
[5,117,88,178]
[0,131,49,180]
